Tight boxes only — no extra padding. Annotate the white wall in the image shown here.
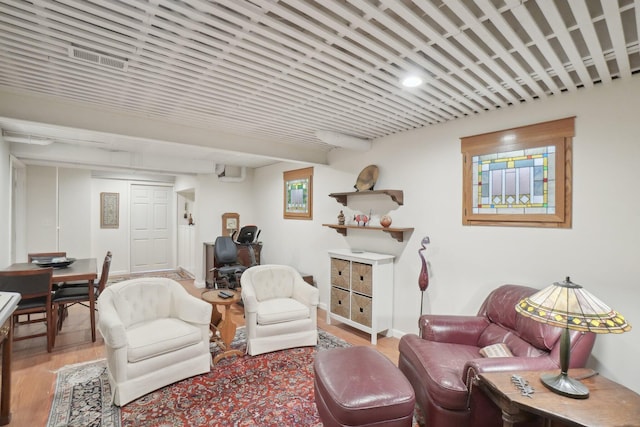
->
[25,166,58,253]
[58,168,91,257]
[0,135,10,267]
[23,166,91,260]
[253,77,640,393]
[192,171,255,285]
[90,178,130,275]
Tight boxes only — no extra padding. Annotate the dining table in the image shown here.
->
[3,258,98,341]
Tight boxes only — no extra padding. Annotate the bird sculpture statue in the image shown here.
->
[418,236,430,315]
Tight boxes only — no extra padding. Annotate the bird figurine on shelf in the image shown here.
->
[354,213,369,227]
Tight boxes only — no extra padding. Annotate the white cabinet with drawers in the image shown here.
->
[327,249,395,344]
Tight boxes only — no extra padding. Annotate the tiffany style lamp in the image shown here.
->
[515,277,631,398]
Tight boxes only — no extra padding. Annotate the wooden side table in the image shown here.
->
[477,369,640,427]
[200,290,244,364]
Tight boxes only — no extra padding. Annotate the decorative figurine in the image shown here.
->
[418,236,430,315]
[354,214,369,226]
[380,215,392,228]
[338,210,345,225]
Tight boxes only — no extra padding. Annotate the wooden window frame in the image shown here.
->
[283,167,313,220]
[461,117,574,228]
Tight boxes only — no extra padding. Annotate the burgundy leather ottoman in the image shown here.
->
[314,346,415,427]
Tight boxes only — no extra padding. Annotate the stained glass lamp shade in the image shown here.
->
[515,277,631,399]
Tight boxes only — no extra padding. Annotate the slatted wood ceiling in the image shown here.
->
[0,0,638,164]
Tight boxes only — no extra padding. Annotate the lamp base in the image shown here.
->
[540,372,589,399]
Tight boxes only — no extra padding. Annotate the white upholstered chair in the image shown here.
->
[97,277,212,406]
[241,264,319,356]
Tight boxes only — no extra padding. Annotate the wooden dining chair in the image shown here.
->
[27,252,67,263]
[0,268,54,353]
[52,251,112,344]
[22,252,67,324]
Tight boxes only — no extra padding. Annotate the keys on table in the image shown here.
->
[511,374,535,398]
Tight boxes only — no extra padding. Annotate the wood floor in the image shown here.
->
[9,279,402,426]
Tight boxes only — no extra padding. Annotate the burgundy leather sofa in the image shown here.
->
[398,284,596,427]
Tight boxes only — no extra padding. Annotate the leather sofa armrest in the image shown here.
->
[463,356,559,386]
[420,315,490,345]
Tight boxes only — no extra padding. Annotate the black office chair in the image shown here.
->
[212,236,247,289]
[234,225,260,267]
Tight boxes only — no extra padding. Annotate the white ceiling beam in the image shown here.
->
[296,0,477,117]
[0,89,329,165]
[378,0,507,108]
[567,1,612,84]
[419,0,530,102]
[533,0,593,89]
[442,0,538,100]
[506,1,577,92]
[601,0,632,79]
[475,0,557,95]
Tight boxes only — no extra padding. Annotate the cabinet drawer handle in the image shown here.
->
[359,307,364,313]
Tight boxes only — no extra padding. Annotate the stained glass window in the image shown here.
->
[471,146,555,215]
[283,167,313,220]
[461,117,574,228]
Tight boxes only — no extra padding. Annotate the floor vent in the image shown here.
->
[68,45,128,71]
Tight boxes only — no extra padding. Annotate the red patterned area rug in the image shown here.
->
[122,345,321,426]
[48,329,423,426]
[47,329,349,427]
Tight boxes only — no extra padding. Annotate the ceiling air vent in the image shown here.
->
[68,45,128,71]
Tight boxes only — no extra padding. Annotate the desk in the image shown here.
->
[200,289,243,364]
[477,369,640,427]
[0,292,20,425]
[4,259,98,341]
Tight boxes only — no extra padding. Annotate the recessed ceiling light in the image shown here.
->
[401,76,423,88]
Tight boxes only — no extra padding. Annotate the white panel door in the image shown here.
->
[130,185,172,273]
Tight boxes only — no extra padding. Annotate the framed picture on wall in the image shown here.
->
[222,212,239,236]
[100,192,119,229]
[283,167,313,220]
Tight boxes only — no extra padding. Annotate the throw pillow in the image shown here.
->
[479,343,514,358]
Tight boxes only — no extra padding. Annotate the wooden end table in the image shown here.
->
[476,368,640,427]
[201,290,244,364]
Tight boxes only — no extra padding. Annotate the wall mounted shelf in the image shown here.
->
[322,224,414,242]
[329,190,404,206]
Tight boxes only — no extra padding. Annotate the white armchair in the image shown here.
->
[97,277,212,406]
[241,264,319,356]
